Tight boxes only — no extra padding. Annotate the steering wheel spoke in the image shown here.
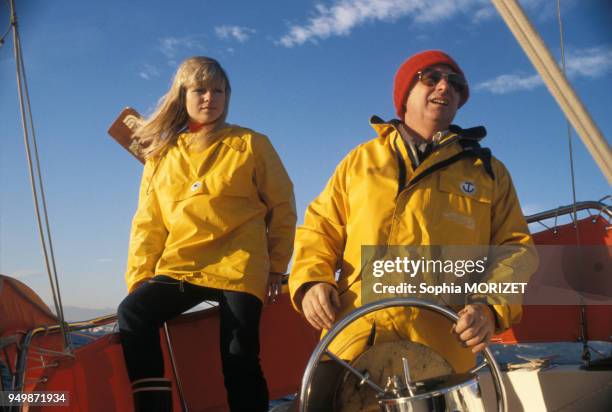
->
[298,298,507,412]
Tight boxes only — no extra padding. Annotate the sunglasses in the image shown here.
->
[417,68,466,94]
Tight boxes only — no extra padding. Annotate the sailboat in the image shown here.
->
[1,0,610,410]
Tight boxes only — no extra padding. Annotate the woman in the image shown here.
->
[117,56,296,412]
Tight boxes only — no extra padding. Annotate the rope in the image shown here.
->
[17,23,69,340]
[556,0,580,245]
[8,0,71,352]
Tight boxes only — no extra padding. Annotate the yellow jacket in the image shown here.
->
[289,117,537,370]
[126,125,296,302]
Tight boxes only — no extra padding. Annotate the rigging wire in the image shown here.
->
[0,0,11,277]
[0,0,11,46]
[8,0,71,353]
[556,0,589,366]
[556,0,580,245]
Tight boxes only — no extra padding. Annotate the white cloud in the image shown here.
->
[159,37,182,58]
[158,35,205,59]
[472,5,496,23]
[565,46,612,78]
[476,45,612,94]
[279,0,418,47]
[215,25,256,43]
[277,0,497,47]
[518,0,566,21]
[139,64,160,80]
[475,73,543,94]
[276,0,579,47]
[412,0,476,24]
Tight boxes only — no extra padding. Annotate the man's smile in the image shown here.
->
[429,97,449,106]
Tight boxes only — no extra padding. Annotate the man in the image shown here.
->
[289,50,537,372]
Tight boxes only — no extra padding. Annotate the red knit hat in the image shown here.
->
[393,50,469,118]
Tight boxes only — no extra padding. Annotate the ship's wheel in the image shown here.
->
[297,298,507,412]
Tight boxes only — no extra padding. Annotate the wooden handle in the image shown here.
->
[107,107,145,164]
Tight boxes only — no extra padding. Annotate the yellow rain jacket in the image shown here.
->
[126,125,296,302]
[289,117,537,371]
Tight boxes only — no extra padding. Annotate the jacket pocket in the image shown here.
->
[438,173,492,204]
[158,178,207,203]
[162,173,251,202]
[436,172,493,232]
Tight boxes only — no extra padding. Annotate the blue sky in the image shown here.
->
[0,0,610,310]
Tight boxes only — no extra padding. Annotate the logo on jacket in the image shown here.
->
[191,181,202,192]
[460,181,475,194]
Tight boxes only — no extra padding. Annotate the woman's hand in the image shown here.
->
[267,272,285,304]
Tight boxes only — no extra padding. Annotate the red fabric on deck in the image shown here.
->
[494,216,611,344]
[163,292,318,411]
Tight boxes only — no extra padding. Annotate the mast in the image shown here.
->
[491,0,612,186]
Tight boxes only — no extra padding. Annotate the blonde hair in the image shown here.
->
[135,56,231,159]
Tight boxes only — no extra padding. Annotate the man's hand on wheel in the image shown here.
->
[301,282,340,330]
[453,304,496,353]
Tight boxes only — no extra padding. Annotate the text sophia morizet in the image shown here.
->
[371,281,528,295]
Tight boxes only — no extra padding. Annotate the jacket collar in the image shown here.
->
[179,124,246,152]
[369,115,399,139]
[369,115,486,147]
[369,115,458,145]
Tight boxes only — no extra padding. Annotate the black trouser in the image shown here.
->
[117,275,268,412]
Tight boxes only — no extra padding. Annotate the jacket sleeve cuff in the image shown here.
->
[490,303,517,334]
[289,272,337,314]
